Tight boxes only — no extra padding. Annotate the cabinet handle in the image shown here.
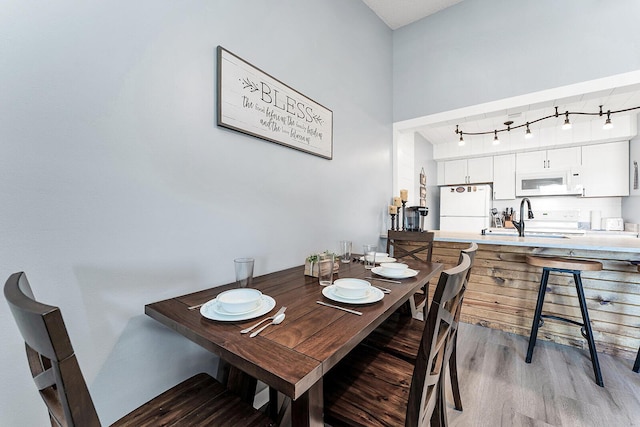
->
[548,160,550,168]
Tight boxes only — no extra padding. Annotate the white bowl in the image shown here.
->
[364,252,389,261]
[380,262,408,271]
[216,288,262,314]
[334,278,371,299]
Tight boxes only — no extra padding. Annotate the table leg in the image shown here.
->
[291,378,323,427]
[226,366,258,404]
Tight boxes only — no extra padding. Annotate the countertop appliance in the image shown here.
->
[405,206,429,231]
[440,184,491,233]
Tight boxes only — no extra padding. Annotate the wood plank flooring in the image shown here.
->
[279,320,639,426]
[442,323,640,427]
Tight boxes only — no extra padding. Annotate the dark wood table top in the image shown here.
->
[145,258,443,424]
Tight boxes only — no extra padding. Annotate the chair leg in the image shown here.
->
[526,269,549,363]
[633,347,640,373]
[573,273,604,387]
[448,339,463,411]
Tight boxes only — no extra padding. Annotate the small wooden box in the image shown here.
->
[304,259,340,277]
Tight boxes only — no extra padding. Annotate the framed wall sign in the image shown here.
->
[217,46,333,159]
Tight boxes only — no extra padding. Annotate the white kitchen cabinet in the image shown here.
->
[516,146,581,171]
[581,141,629,197]
[443,156,493,185]
[493,154,516,200]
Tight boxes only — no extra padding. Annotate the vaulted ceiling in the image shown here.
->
[361,0,640,148]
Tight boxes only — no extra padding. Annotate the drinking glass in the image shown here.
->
[234,258,254,288]
[363,244,377,270]
[339,240,352,264]
[317,253,335,286]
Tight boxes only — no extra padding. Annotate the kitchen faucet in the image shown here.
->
[512,198,534,237]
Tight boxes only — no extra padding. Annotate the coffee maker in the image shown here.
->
[404,206,429,231]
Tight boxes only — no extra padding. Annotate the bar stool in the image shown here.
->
[525,255,604,387]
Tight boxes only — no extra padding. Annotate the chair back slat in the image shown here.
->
[405,253,471,426]
[4,272,101,427]
[387,230,434,263]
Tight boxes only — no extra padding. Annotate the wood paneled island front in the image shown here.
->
[427,231,640,360]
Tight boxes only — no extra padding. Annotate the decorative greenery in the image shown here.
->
[306,250,337,263]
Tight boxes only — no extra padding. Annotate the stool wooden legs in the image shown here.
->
[526,267,604,387]
[573,273,603,386]
[526,269,549,363]
[633,347,640,373]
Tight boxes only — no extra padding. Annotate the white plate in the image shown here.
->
[322,285,384,304]
[200,295,276,321]
[359,256,397,264]
[371,266,418,279]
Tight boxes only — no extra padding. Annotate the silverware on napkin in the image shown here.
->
[240,306,287,334]
[316,301,362,315]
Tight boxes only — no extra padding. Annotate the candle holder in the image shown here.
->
[390,213,396,231]
[401,200,407,231]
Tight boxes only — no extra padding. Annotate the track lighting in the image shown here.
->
[561,112,572,130]
[603,112,613,130]
[455,104,640,144]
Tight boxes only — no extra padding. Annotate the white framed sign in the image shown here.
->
[217,46,333,159]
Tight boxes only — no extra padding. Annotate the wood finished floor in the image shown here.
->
[318,322,640,427]
[441,323,640,427]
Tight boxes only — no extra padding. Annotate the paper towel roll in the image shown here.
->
[590,211,602,230]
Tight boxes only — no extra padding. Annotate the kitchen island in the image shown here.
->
[428,231,640,360]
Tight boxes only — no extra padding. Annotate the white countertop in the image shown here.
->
[433,230,640,253]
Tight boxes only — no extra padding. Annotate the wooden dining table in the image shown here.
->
[145,258,443,426]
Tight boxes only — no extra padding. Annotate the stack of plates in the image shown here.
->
[359,252,396,264]
[322,278,384,304]
[371,265,418,279]
[200,290,276,321]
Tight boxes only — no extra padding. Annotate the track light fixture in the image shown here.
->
[600,105,613,130]
[561,111,572,130]
[454,104,640,144]
[456,125,465,146]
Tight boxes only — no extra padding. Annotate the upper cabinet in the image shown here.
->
[441,156,493,185]
[581,141,629,197]
[493,154,516,200]
[516,146,581,171]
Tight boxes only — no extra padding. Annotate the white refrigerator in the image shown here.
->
[440,184,492,233]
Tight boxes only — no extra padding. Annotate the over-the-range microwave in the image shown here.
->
[516,169,583,197]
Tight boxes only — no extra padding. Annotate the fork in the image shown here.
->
[240,306,287,334]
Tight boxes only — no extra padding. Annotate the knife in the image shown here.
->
[316,301,362,315]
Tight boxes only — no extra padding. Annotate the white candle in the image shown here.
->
[393,197,402,207]
[388,205,397,215]
[400,189,408,202]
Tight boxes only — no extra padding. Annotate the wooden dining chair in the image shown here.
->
[323,252,472,427]
[363,242,478,424]
[386,230,435,318]
[4,272,275,427]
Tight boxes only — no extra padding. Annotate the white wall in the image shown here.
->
[414,133,439,230]
[0,1,392,425]
[393,0,640,122]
